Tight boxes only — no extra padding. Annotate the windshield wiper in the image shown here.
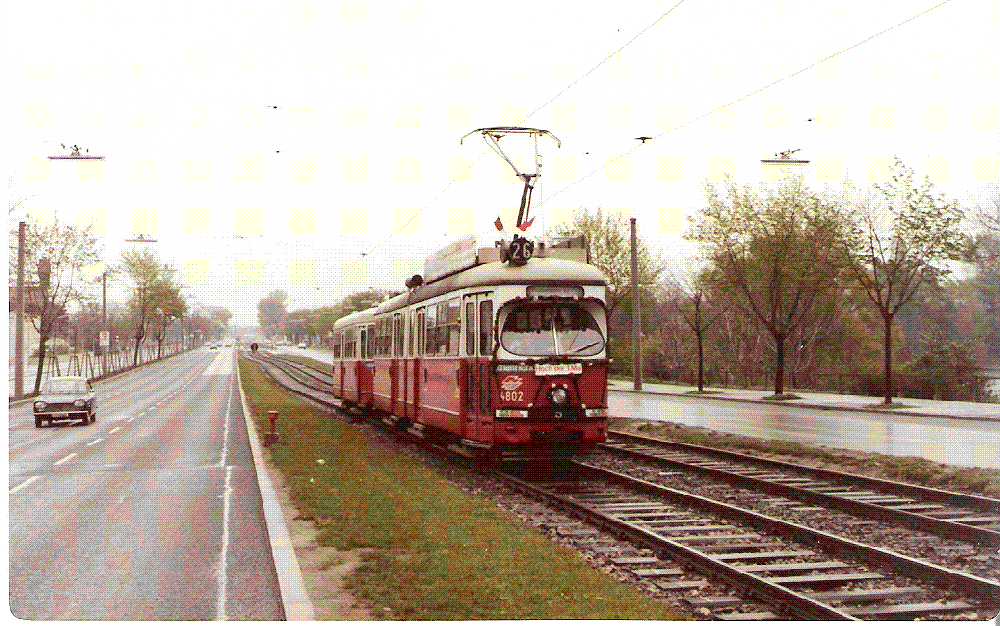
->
[567,340,601,354]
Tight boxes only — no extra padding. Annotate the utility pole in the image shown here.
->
[14,222,26,399]
[630,217,642,391]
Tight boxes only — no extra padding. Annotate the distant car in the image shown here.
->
[298,342,307,349]
[33,376,96,427]
[209,343,219,349]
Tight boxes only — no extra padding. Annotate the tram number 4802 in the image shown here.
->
[499,390,524,402]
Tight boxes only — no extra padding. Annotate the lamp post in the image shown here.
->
[13,222,26,398]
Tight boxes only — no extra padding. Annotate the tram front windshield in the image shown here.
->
[500,302,604,357]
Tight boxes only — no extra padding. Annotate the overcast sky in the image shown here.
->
[7,1,998,326]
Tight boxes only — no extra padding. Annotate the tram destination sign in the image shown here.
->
[535,362,583,376]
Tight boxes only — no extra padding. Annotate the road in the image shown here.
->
[609,391,1000,470]
[8,347,284,620]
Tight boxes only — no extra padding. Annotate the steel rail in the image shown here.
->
[575,462,1000,602]
[602,433,1000,546]
[486,465,858,621]
[609,429,999,511]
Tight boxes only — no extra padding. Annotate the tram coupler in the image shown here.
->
[264,410,280,446]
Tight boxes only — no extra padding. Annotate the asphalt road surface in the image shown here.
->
[609,392,1000,469]
[8,347,284,620]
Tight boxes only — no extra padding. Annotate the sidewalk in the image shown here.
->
[608,380,1000,422]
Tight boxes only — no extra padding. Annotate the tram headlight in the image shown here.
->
[547,386,569,406]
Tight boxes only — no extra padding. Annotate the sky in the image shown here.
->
[7,0,998,327]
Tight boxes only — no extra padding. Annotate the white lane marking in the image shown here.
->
[215,465,233,620]
[216,373,232,468]
[125,416,136,423]
[9,475,40,494]
[85,438,104,446]
[54,452,77,466]
[108,427,121,435]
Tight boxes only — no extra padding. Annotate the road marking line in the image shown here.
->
[54,452,77,465]
[215,465,233,620]
[9,475,40,494]
[108,427,121,435]
[85,438,104,446]
[125,416,136,423]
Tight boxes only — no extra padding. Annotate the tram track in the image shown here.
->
[600,430,1000,546]
[242,350,1000,620]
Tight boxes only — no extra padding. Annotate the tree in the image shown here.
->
[549,207,664,320]
[257,290,287,338]
[549,208,664,374]
[8,217,102,393]
[975,184,1000,236]
[841,159,967,404]
[688,178,846,395]
[149,269,188,358]
[120,249,164,365]
[668,261,722,392]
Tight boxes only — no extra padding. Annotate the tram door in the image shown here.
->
[463,294,493,441]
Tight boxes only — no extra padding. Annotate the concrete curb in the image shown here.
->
[235,356,315,621]
[608,384,1000,422]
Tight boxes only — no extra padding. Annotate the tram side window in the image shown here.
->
[332,331,342,358]
[435,302,448,355]
[424,306,437,356]
[446,298,460,356]
[383,317,392,356]
[416,309,425,356]
[378,317,390,357]
[344,328,355,358]
[479,300,493,355]
[465,302,476,356]
[393,313,403,357]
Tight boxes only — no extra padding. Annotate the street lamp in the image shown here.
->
[762,148,809,165]
[48,144,104,160]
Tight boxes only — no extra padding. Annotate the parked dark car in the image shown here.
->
[33,376,96,427]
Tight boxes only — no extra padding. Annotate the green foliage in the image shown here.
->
[10,217,103,392]
[549,207,664,318]
[275,288,394,342]
[897,331,985,401]
[686,177,846,394]
[257,290,287,337]
[841,159,968,403]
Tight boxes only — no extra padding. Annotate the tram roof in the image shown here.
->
[372,257,608,316]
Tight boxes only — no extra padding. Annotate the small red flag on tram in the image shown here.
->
[494,216,503,231]
[516,217,535,231]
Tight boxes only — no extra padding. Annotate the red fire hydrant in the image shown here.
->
[264,410,279,446]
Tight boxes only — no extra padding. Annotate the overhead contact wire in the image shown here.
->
[541,0,955,205]
[346,3,691,274]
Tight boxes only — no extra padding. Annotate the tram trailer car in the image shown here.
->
[329,236,610,460]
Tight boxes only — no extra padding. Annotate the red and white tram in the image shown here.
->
[329,236,610,460]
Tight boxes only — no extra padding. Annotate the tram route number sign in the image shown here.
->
[507,235,534,266]
[535,363,583,376]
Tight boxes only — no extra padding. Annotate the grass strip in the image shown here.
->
[614,418,999,497]
[239,358,679,620]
